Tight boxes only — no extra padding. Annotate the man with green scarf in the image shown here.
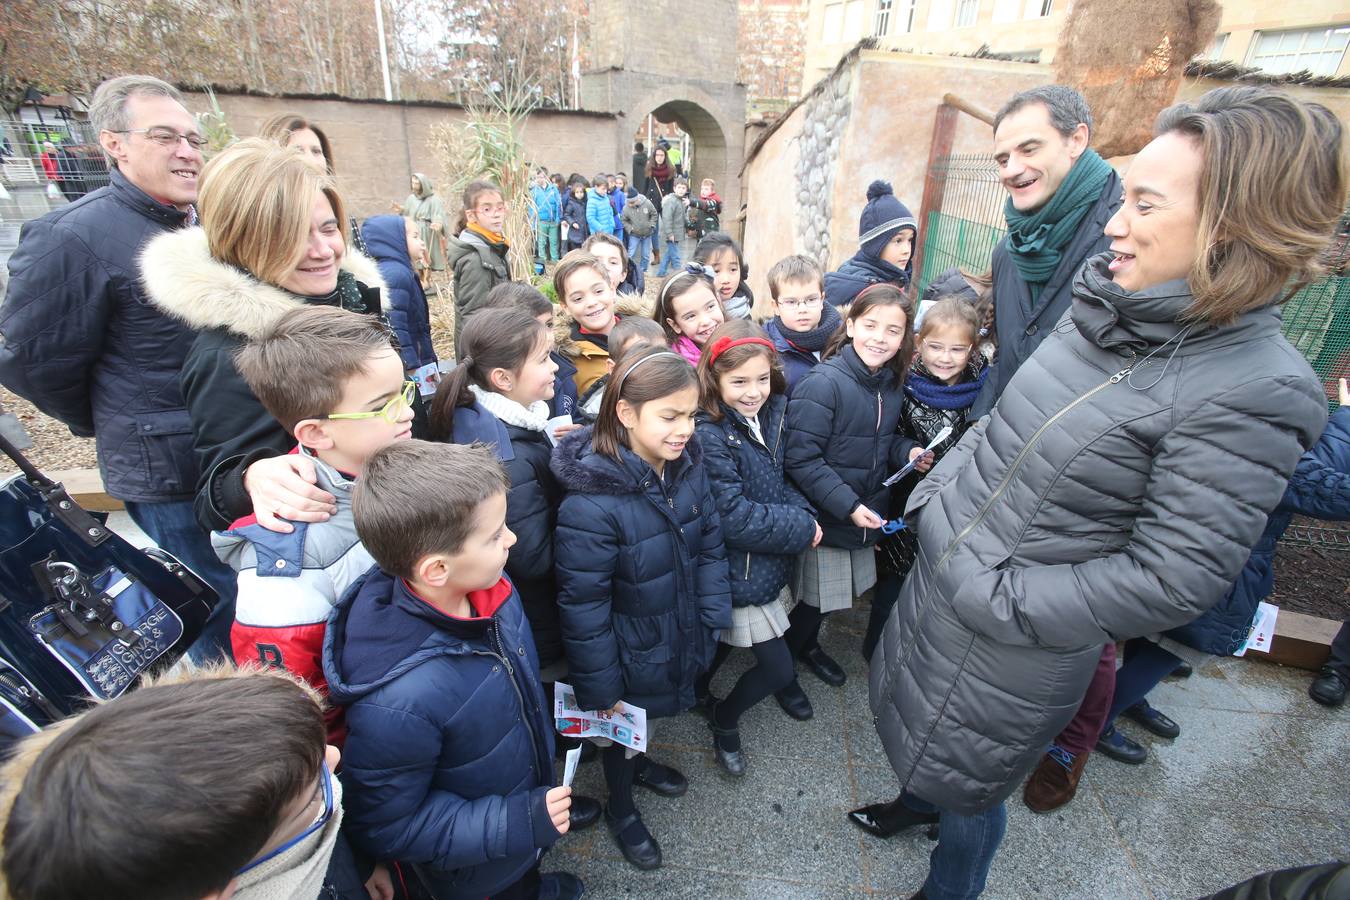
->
[971,85,1122,418]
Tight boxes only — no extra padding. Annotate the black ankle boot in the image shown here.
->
[847,795,940,839]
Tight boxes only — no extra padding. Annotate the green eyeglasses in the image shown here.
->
[320,381,416,424]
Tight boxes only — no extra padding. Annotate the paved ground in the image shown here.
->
[107,512,1349,899]
[546,606,1349,899]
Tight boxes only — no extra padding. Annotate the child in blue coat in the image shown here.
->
[823,181,917,308]
[763,254,842,394]
[781,284,923,720]
[324,441,588,900]
[360,215,439,394]
[693,320,820,776]
[551,347,732,871]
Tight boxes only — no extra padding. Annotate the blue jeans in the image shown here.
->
[901,792,1007,900]
[656,238,682,276]
[626,234,652,293]
[124,499,237,664]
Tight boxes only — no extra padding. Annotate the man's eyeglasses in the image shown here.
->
[236,762,334,876]
[778,296,823,311]
[320,381,416,425]
[114,127,208,151]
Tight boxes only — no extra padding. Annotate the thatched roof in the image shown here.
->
[1184,60,1350,89]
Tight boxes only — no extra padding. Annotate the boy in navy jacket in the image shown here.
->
[324,441,589,900]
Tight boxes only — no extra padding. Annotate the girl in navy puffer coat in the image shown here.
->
[781,284,921,716]
[551,348,731,870]
[692,321,820,777]
[428,307,566,672]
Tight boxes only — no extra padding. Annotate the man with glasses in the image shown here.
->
[0,75,237,663]
[0,666,392,899]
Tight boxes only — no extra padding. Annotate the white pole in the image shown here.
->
[374,0,393,101]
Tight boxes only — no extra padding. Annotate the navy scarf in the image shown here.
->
[905,359,988,411]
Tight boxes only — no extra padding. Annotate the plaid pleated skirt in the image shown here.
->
[722,587,794,648]
[794,545,877,613]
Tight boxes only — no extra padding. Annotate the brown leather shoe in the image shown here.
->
[1023,746,1088,813]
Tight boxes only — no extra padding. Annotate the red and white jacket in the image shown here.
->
[212,447,374,743]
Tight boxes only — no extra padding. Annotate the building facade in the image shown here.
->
[803,0,1350,90]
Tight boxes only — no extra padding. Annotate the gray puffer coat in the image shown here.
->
[869,254,1328,814]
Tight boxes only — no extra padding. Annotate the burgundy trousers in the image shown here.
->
[1055,643,1117,755]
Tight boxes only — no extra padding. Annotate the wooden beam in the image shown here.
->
[1249,609,1341,672]
[941,93,995,126]
[44,469,123,512]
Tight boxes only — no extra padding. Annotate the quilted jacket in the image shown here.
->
[550,427,732,717]
[140,227,386,531]
[0,169,195,502]
[869,254,1328,814]
[784,344,915,549]
[214,447,373,742]
[324,569,558,899]
[695,395,816,607]
[1170,405,1350,655]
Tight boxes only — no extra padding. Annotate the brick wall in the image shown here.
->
[182,91,622,221]
[740,0,809,107]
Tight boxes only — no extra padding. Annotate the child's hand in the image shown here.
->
[909,446,935,473]
[850,505,883,530]
[811,520,823,548]
[552,422,584,440]
[546,785,573,835]
[1339,377,1348,407]
[365,863,395,900]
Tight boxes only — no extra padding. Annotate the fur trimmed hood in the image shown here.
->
[550,424,703,495]
[140,226,387,340]
[553,292,651,359]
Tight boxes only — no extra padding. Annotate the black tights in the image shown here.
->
[696,638,795,751]
[601,744,639,819]
[785,601,826,658]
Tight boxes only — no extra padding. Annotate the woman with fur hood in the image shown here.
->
[142,139,391,534]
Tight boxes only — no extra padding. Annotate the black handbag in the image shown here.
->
[0,433,216,727]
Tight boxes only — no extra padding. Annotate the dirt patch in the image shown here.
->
[1268,517,1350,622]
[0,387,97,476]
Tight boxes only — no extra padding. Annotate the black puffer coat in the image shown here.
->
[0,169,196,502]
[785,345,915,548]
[550,428,732,717]
[870,255,1328,814]
[695,395,816,608]
[140,227,386,530]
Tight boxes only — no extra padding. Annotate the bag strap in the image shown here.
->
[0,431,110,547]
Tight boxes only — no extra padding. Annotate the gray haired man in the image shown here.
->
[0,75,236,661]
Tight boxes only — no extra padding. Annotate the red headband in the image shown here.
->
[707,336,774,367]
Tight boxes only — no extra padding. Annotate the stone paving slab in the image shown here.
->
[550,604,1350,899]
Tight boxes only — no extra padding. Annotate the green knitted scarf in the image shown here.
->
[1003,149,1113,297]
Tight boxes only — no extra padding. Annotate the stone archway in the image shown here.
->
[580,0,746,237]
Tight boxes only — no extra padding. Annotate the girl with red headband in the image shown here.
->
[779,283,928,719]
[692,321,823,776]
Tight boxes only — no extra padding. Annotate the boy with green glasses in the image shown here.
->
[212,306,414,742]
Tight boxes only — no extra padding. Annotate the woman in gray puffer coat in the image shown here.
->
[868,87,1343,900]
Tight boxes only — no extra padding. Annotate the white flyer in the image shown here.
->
[1234,601,1279,656]
[545,415,574,447]
[554,682,647,752]
[562,745,582,788]
[883,425,954,487]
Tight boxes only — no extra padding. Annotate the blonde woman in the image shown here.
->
[867,86,1343,899]
[141,138,389,533]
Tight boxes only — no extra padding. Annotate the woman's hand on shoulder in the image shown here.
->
[243,454,337,533]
